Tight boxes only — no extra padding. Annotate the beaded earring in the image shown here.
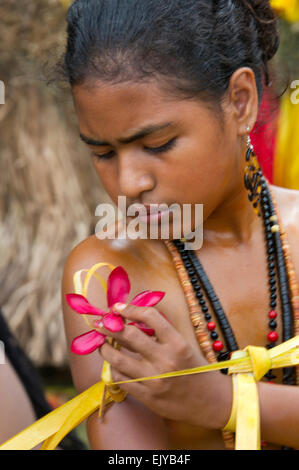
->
[244,126,263,217]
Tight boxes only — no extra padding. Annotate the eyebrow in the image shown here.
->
[79,122,175,147]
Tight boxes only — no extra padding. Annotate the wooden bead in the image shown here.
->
[271,224,280,233]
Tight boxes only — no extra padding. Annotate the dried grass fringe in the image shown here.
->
[0,0,109,366]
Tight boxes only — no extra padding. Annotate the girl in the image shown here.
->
[61,0,299,450]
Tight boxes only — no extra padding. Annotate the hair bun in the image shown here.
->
[241,0,280,62]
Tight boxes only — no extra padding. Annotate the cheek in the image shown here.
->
[94,161,119,199]
[163,141,230,203]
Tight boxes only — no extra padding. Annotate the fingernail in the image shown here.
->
[113,303,127,312]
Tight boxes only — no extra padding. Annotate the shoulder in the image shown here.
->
[271,185,299,279]
[271,185,299,226]
[61,226,162,295]
[62,234,136,292]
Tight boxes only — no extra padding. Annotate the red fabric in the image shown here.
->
[250,88,280,184]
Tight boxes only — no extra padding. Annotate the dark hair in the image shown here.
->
[61,0,280,105]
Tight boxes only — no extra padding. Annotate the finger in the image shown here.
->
[109,367,148,397]
[114,303,180,345]
[96,323,160,361]
[101,341,146,379]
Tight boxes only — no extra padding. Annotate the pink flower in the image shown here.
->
[66,266,166,355]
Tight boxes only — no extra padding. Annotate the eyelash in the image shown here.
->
[92,138,177,161]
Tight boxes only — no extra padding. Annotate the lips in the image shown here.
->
[130,204,169,216]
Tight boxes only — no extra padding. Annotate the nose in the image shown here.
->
[118,151,155,199]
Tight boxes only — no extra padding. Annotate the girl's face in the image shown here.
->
[72,79,248,237]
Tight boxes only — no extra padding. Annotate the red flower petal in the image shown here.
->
[107,266,130,308]
[66,294,106,316]
[103,313,125,332]
[70,330,106,355]
[130,291,165,307]
[128,322,155,336]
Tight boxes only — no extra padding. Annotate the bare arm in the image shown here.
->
[61,237,171,450]
[257,382,299,449]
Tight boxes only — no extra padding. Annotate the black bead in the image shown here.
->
[205,313,212,321]
[199,299,206,306]
[270,301,277,309]
[269,320,277,330]
[194,284,201,291]
[187,268,195,276]
[211,331,219,340]
[218,351,230,361]
[264,371,277,380]
[196,291,203,299]
[190,277,198,285]
[202,306,209,313]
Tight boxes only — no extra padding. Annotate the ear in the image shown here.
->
[226,67,259,136]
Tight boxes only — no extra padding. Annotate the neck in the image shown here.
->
[203,181,261,248]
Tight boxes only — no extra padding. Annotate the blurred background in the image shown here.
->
[0,0,299,448]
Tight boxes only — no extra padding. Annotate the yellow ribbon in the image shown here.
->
[1,261,299,450]
[1,336,299,450]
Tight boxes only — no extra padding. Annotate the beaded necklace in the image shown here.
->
[164,178,299,450]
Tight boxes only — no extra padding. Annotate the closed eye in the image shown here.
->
[92,137,177,161]
[145,137,177,154]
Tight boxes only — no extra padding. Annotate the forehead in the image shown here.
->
[72,80,211,140]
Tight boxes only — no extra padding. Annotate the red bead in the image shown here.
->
[213,340,224,352]
[268,310,277,319]
[267,331,278,342]
[261,440,267,448]
[207,322,216,331]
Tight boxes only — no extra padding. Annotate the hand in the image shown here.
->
[98,303,232,430]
